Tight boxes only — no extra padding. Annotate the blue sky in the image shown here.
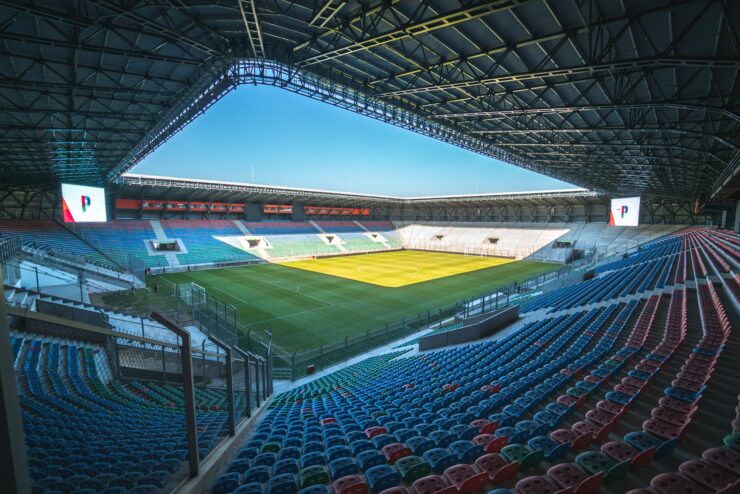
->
[133,86,578,197]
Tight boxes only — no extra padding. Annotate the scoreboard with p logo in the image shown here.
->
[61,183,107,223]
[609,197,641,226]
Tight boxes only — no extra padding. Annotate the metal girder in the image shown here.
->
[378,57,739,97]
[0,0,736,201]
[296,1,528,67]
[238,0,266,58]
[430,104,740,123]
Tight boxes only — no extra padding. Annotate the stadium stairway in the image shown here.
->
[208,227,738,494]
[4,284,210,349]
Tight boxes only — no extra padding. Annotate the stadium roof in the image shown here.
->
[1,0,738,201]
[117,173,599,206]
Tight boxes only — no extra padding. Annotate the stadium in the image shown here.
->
[0,1,738,494]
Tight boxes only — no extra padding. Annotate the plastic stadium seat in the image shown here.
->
[365,464,401,493]
[394,455,431,483]
[412,475,451,494]
[513,476,561,494]
[407,436,435,455]
[235,483,265,494]
[702,446,740,475]
[678,459,737,492]
[381,443,412,464]
[546,463,603,494]
[301,452,326,468]
[378,487,410,494]
[650,473,712,494]
[474,453,518,484]
[501,444,543,471]
[423,448,457,473]
[443,464,488,494]
[244,465,271,484]
[298,465,330,488]
[574,451,628,484]
[297,485,329,494]
[530,435,570,461]
[332,475,369,494]
[275,459,300,475]
[329,457,359,480]
[357,450,386,472]
[213,472,240,494]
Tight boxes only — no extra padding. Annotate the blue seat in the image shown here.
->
[254,453,277,466]
[244,465,271,484]
[328,457,358,480]
[280,447,302,461]
[227,459,252,474]
[326,445,351,462]
[213,473,240,494]
[234,483,265,494]
[429,430,456,448]
[300,452,326,468]
[356,450,385,471]
[422,448,456,473]
[297,486,329,494]
[302,442,323,454]
[365,464,401,493]
[349,439,374,455]
[274,459,300,475]
[268,473,298,494]
[449,440,484,463]
[406,436,435,455]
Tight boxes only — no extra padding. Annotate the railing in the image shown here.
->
[0,235,21,265]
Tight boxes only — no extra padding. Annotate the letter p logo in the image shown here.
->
[620,205,629,218]
[81,195,91,212]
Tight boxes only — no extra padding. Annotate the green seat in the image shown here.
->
[567,387,589,399]
[724,433,740,452]
[262,442,281,453]
[395,455,431,483]
[575,451,627,483]
[501,444,543,471]
[299,465,330,488]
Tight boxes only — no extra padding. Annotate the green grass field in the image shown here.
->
[156,250,557,353]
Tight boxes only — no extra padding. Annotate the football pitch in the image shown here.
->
[160,250,557,352]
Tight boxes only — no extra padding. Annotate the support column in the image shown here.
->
[0,264,32,493]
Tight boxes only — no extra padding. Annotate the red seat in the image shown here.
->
[484,435,507,453]
[474,453,517,484]
[411,475,448,494]
[642,418,686,440]
[514,475,566,494]
[547,462,603,494]
[702,446,740,475]
[650,406,692,426]
[658,396,697,414]
[470,419,489,431]
[472,434,492,447]
[365,426,387,438]
[332,475,368,494]
[443,464,488,494]
[379,487,410,494]
[679,459,737,492]
[381,443,411,464]
[596,400,624,415]
[584,409,615,427]
[557,395,579,408]
[650,472,711,494]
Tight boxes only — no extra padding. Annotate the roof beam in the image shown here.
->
[237,0,266,57]
[296,0,529,67]
[472,127,737,148]
[378,57,739,97]
[428,103,740,122]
